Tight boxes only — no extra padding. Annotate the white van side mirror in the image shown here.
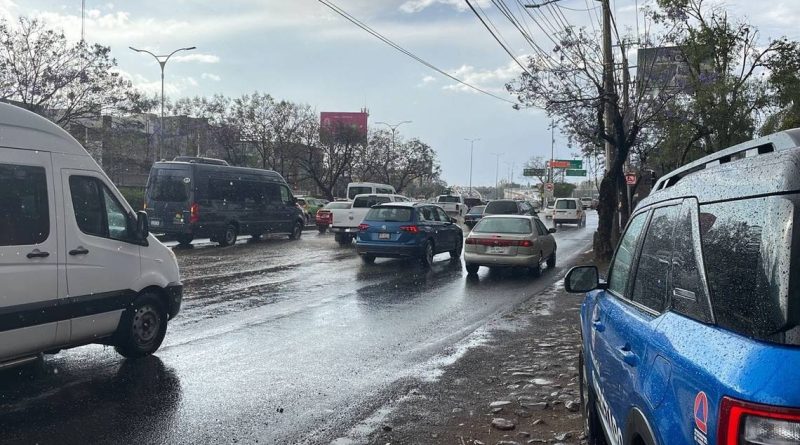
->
[136,210,150,241]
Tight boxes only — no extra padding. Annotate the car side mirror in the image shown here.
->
[548,228,557,233]
[136,210,150,240]
[450,217,458,224]
[565,265,604,293]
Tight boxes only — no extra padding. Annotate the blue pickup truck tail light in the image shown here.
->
[719,397,800,445]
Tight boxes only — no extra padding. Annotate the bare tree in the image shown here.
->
[0,17,143,128]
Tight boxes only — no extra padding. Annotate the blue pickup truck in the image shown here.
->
[565,129,800,445]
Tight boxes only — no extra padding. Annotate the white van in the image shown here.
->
[346,182,395,200]
[0,103,182,368]
[552,198,586,226]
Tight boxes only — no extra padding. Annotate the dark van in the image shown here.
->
[144,158,305,246]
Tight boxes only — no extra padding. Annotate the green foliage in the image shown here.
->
[119,187,145,211]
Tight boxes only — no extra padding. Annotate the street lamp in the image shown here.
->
[375,121,412,159]
[129,45,196,161]
[491,152,503,200]
[464,138,480,196]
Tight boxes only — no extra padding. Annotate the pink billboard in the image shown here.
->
[320,111,368,138]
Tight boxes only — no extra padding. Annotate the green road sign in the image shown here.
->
[562,159,583,169]
[523,168,547,176]
[566,169,587,176]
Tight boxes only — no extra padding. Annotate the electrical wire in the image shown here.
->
[317,0,518,105]
[464,0,533,76]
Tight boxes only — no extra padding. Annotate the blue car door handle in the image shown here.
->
[619,345,638,366]
[592,321,605,332]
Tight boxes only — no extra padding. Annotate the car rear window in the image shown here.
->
[467,206,485,215]
[148,168,190,202]
[325,202,351,209]
[484,201,518,214]
[365,207,412,222]
[348,186,372,200]
[699,195,798,342]
[473,218,532,234]
[556,200,577,209]
[353,196,391,208]
[438,196,461,203]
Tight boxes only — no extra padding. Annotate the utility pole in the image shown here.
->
[601,0,614,174]
[81,0,85,42]
[465,138,480,196]
[491,153,503,200]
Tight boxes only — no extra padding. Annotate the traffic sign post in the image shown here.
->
[544,182,554,192]
[625,173,637,185]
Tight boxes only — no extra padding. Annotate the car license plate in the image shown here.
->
[379,232,390,240]
[487,246,508,254]
[150,219,161,227]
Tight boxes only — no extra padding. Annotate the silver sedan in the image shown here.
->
[463,215,557,276]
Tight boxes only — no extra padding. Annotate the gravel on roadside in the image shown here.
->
[365,252,599,445]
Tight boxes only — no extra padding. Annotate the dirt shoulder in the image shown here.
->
[365,252,598,445]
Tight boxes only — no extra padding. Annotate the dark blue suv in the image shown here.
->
[355,202,463,267]
[565,129,800,445]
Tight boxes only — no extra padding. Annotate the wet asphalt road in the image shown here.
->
[0,213,597,444]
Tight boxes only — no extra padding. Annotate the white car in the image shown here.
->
[543,204,554,219]
[0,102,182,368]
[552,198,586,226]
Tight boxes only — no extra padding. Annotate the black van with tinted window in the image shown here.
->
[144,158,305,246]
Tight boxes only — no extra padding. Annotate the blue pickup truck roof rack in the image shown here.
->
[653,128,800,192]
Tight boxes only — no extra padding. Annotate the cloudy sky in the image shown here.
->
[3,0,800,186]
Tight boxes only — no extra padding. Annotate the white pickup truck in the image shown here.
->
[436,195,466,218]
[330,193,410,245]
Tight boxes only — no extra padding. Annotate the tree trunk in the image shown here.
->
[593,175,617,261]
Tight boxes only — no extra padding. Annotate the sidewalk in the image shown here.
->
[364,253,595,445]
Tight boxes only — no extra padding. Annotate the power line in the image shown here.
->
[464,0,533,76]
[317,0,517,105]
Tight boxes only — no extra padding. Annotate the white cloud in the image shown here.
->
[113,67,200,97]
[421,75,437,84]
[171,53,220,64]
[201,72,221,81]
[443,59,523,94]
[399,0,491,13]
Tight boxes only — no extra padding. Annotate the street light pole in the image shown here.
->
[129,45,196,161]
[464,138,479,196]
[491,152,503,200]
[375,120,412,156]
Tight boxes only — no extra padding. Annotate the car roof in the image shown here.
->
[639,128,800,209]
[353,193,405,199]
[480,214,539,220]
[372,201,431,208]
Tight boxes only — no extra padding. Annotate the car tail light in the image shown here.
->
[466,238,531,247]
[358,223,370,232]
[719,397,800,445]
[400,225,419,234]
[189,202,200,224]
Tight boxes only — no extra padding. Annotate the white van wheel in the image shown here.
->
[115,293,168,358]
